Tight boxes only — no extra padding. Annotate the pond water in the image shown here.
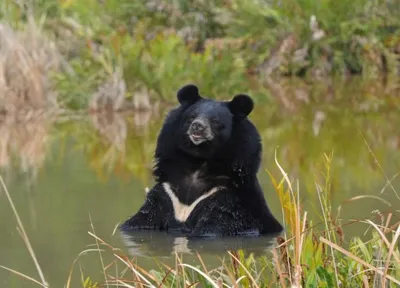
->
[1,79,399,287]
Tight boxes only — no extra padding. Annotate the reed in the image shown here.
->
[65,153,400,287]
[1,150,399,287]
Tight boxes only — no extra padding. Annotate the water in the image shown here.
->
[1,79,399,287]
[120,230,278,257]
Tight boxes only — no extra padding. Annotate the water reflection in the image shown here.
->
[120,230,279,258]
[0,111,55,183]
[90,111,128,152]
[1,79,400,287]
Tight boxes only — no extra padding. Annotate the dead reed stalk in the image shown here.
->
[0,17,61,111]
[0,176,48,287]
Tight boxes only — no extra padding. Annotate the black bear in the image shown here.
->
[120,84,283,237]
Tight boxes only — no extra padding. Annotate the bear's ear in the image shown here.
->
[177,84,202,105]
[228,94,254,117]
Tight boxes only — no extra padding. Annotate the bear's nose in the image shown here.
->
[191,120,205,132]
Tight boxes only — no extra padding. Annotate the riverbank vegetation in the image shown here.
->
[0,0,399,111]
[1,1,399,287]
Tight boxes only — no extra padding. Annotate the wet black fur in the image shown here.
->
[120,84,283,237]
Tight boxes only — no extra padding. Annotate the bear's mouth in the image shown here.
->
[187,118,214,145]
[190,133,203,139]
[189,133,207,145]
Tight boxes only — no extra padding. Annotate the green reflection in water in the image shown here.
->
[0,79,399,287]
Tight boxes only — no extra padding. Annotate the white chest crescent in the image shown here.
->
[162,182,222,222]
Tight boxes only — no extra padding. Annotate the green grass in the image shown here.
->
[0,3,399,284]
[68,153,400,287]
[1,152,399,287]
[0,0,399,111]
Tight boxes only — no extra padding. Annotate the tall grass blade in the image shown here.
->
[0,176,48,287]
[179,263,220,288]
[227,251,260,288]
[320,237,400,286]
[114,254,156,288]
[0,265,47,287]
[360,131,400,200]
[383,223,400,287]
[365,220,400,264]
[89,213,110,288]
[66,248,105,288]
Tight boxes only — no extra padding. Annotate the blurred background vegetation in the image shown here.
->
[1,1,400,287]
[0,0,399,111]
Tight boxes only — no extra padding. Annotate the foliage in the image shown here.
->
[1,96,400,286]
[0,2,399,286]
[58,154,397,288]
[1,0,399,110]
[81,276,99,288]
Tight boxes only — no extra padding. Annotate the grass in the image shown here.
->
[0,176,48,287]
[1,152,399,287]
[0,2,399,286]
[0,16,62,111]
[0,0,399,111]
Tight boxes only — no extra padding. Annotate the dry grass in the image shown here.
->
[70,212,399,288]
[0,151,399,287]
[59,152,397,287]
[272,149,308,287]
[0,176,48,287]
[0,17,62,111]
[89,70,126,113]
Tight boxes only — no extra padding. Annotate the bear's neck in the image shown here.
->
[153,154,231,205]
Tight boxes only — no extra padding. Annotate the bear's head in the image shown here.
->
[173,84,254,159]
[154,84,262,181]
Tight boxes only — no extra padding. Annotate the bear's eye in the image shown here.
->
[187,115,196,122]
[210,117,219,124]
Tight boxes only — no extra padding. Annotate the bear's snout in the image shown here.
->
[187,117,214,145]
[190,120,206,133]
